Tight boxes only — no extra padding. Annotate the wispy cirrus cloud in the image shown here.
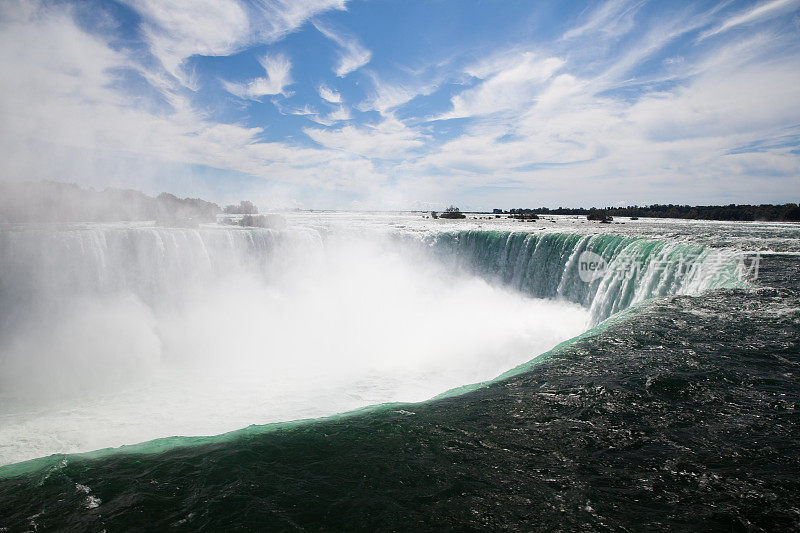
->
[357,69,447,117]
[306,105,352,126]
[358,78,420,115]
[312,20,371,77]
[562,0,643,40]
[305,117,424,159]
[223,53,293,100]
[3,0,800,209]
[439,53,565,119]
[406,0,800,206]
[122,0,347,86]
[0,1,385,199]
[318,84,342,103]
[698,0,800,40]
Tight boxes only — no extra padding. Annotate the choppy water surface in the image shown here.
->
[0,213,798,530]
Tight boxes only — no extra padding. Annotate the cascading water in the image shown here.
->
[429,231,745,324]
[0,222,746,467]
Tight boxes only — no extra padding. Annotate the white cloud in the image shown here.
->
[313,20,371,77]
[307,105,352,126]
[126,0,248,80]
[305,117,424,158]
[325,105,352,123]
[273,101,316,116]
[318,84,342,103]
[223,53,293,99]
[699,0,800,40]
[628,57,800,142]
[2,0,799,209]
[596,10,715,84]
[358,78,420,115]
[356,66,452,117]
[0,2,386,197]
[441,3,719,125]
[440,53,564,119]
[562,0,643,40]
[123,0,347,85]
[409,21,800,206]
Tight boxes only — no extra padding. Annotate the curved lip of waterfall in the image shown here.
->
[0,229,752,478]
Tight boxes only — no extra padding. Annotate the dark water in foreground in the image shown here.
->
[0,255,798,531]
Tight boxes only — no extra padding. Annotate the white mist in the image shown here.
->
[0,224,589,465]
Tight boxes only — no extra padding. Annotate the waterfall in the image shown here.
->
[0,226,746,334]
[0,223,750,466]
[0,225,322,328]
[427,231,746,324]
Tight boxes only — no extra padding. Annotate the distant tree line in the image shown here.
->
[499,204,800,222]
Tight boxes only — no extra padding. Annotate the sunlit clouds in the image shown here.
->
[0,0,798,209]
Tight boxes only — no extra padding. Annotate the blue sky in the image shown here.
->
[1,0,799,209]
